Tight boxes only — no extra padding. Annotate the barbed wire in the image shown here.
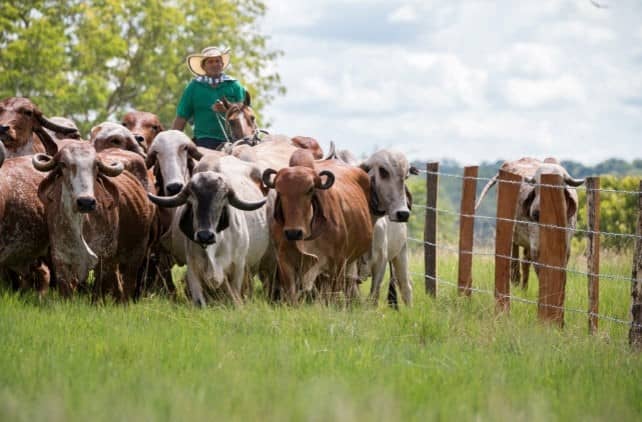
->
[408,271,638,328]
[413,204,642,241]
[418,169,642,196]
[407,237,638,285]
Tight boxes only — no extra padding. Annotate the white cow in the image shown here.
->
[148,155,271,306]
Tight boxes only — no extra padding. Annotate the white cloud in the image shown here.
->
[490,43,562,77]
[502,76,586,108]
[388,5,418,23]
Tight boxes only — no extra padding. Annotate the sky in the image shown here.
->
[258,0,642,165]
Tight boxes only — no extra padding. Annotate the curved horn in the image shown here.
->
[227,189,267,211]
[32,153,57,172]
[187,143,203,160]
[262,168,277,189]
[147,189,189,208]
[323,141,336,161]
[564,175,585,187]
[97,159,124,177]
[474,174,498,211]
[0,141,5,168]
[317,170,335,190]
[37,115,80,136]
[33,127,59,156]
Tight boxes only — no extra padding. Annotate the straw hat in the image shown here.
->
[186,46,231,76]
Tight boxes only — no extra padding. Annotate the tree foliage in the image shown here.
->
[0,0,284,136]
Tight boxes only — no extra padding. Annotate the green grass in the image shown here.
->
[1,251,641,421]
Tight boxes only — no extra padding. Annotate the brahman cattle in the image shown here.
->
[475,157,585,288]
[90,122,146,158]
[121,110,164,151]
[148,154,269,306]
[0,97,78,157]
[262,149,373,304]
[33,143,155,301]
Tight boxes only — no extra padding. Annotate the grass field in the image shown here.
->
[1,248,641,421]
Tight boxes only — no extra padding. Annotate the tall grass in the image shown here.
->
[1,250,641,421]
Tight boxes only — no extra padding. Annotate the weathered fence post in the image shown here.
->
[538,173,567,327]
[586,177,600,334]
[458,166,478,296]
[494,170,522,313]
[629,181,642,349]
[425,162,439,297]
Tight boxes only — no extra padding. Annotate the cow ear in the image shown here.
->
[522,189,536,219]
[38,170,62,206]
[97,175,120,210]
[405,184,413,211]
[273,195,284,225]
[216,206,230,232]
[153,165,164,194]
[179,204,195,240]
[187,157,195,176]
[308,194,327,240]
[564,189,578,221]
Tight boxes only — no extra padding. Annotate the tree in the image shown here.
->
[0,0,284,136]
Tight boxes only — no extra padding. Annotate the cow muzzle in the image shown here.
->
[284,228,304,241]
[392,209,410,222]
[196,230,216,246]
[76,196,97,213]
[165,182,184,196]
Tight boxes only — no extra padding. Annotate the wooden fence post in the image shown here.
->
[629,181,642,349]
[425,162,439,297]
[586,177,600,334]
[458,166,478,296]
[538,173,567,327]
[494,170,522,313]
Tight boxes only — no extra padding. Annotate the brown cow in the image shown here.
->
[262,149,373,304]
[0,154,51,294]
[475,157,584,289]
[121,110,164,151]
[0,97,77,157]
[33,143,155,301]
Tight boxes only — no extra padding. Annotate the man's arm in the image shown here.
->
[172,117,187,131]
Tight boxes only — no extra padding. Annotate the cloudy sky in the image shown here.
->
[258,0,642,165]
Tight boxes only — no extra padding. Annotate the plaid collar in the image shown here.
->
[195,73,236,86]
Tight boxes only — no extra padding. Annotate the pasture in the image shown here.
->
[2,250,640,421]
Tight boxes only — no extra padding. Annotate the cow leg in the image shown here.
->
[510,243,520,286]
[186,265,206,307]
[221,278,243,308]
[229,263,245,303]
[521,246,531,290]
[391,245,412,307]
[368,257,387,306]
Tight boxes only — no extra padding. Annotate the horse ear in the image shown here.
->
[213,98,229,113]
[244,91,251,107]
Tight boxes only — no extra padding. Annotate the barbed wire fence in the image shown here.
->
[405,162,642,347]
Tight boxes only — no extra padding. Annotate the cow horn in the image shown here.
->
[32,153,57,172]
[227,189,267,211]
[524,176,536,184]
[147,189,188,208]
[317,170,335,190]
[564,175,585,187]
[0,141,5,168]
[262,168,277,189]
[322,141,336,161]
[187,143,203,160]
[97,159,124,177]
[38,115,80,136]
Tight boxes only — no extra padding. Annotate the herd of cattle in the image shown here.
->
[0,96,586,306]
[0,96,419,306]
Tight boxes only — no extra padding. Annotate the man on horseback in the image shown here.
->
[172,46,248,150]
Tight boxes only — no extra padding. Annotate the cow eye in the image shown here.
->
[152,125,160,132]
[111,139,121,145]
[21,109,33,117]
[121,122,128,127]
[379,167,389,179]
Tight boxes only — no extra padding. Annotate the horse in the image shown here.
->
[213,93,267,146]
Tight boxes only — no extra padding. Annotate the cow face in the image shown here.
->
[271,167,334,241]
[145,130,202,196]
[34,143,124,213]
[360,150,415,222]
[121,111,164,151]
[0,97,41,155]
[90,122,146,158]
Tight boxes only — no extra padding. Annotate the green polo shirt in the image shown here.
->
[176,79,246,141]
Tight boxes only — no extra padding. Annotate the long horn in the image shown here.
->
[187,143,203,160]
[322,141,336,160]
[147,189,189,208]
[33,127,58,156]
[474,174,498,211]
[228,189,267,211]
[0,141,5,168]
[38,115,79,136]
[32,153,57,172]
[262,168,277,189]
[317,170,335,190]
[97,159,124,177]
[564,175,585,187]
